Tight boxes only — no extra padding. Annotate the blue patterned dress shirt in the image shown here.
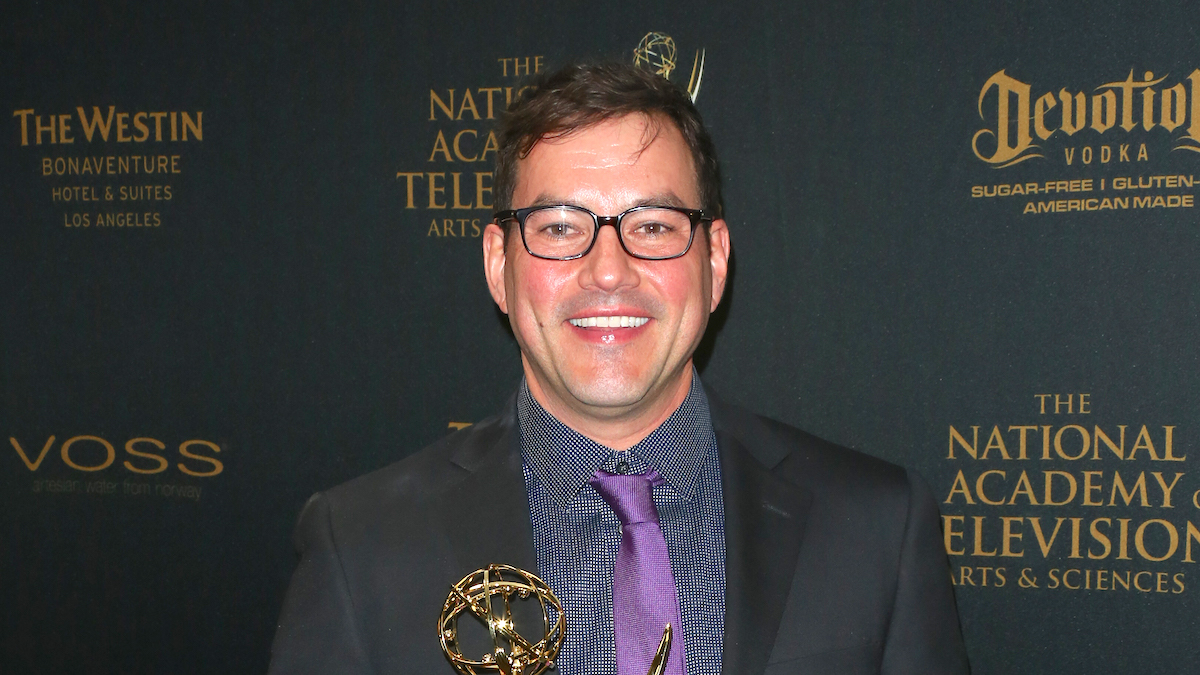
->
[517,372,726,675]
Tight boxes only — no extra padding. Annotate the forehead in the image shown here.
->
[513,114,699,210]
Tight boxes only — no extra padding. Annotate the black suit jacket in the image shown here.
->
[269,392,969,674]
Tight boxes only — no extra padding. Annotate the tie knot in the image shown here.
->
[590,469,663,526]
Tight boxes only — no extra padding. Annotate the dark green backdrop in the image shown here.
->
[4,1,1198,673]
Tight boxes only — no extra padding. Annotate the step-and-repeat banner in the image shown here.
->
[4,2,1197,673]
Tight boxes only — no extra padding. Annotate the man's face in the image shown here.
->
[483,114,730,427]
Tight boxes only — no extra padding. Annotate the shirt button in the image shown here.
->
[615,460,630,474]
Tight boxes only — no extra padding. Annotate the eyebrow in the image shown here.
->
[525,192,689,211]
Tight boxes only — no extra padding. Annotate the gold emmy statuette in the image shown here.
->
[439,564,564,675]
[438,564,674,675]
[645,623,673,675]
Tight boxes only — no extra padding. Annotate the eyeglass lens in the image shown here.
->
[522,206,693,259]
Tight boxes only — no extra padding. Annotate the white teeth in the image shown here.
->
[569,316,650,328]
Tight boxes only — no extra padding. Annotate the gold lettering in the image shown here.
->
[396,172,422,209]
[429,131,453,162]
[981,426,1010,459]
[1184,70,1200,150]
[1044,470,1077,505]
[427,172,446,209]
[944,470,975,504]
[1055,393,1074,414]
[1029,517,1065,557]
[1001,516,1024,557]
[1091,90,1118,133]
[1063,568,1081,589]
[123,438,168,474]
[943,515,965,555]
[149,112,167,141]
[1034,92,1058,139]
[1098,70,1143,131]
[456,89,480,120]
[116,112,131,142]
[480,130,500,162]
[1069,517,1083,559]
[1008,470,1039,505]
[132,112,149,142]
[76,106,116,142]
[948,425,978,459]
[973,515,996,556]
[972,70,1038,166]
[35,114,56,144]
[475,171,493,210]
[177,440,223,477]
[452,129,478,161]
[181,111,202,141]
[1128,425,1161,460]
[1152,472,1184,507]
[1054,424,1090,460]
[58,114,73,144]
[1142,72,1157,131]
[1135,519,1178,562]
[1163,426,1185,460]
[13,109,34,146]
[9,436,55,471]
[60,435,115,472]
[1058,90,1087,135]
[1117,518,1132,560]
[1082,471,1104,506]
[1035,393,1052,414]
[1134,570,1153,592]
[478,87,502,119]
[451,173,472,209]
[976,470,1006,505]
[1089,518,1112,559]
[1110,471,1150,506]
[1184,521,1200,563]
[1008,425,1037,459]
[1092,425,1126,459]
[430,89,455,120]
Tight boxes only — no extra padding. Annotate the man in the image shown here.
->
[269,63,969,675]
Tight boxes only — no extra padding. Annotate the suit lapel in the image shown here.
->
[435,411,539,576]
[718,429,812,675]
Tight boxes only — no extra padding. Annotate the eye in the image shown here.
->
[634,221,674,236]
[524,209,591,241]
[536,221,582,238]
[625,213,681,238]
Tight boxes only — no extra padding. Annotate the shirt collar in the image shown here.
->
[518,370,714,509]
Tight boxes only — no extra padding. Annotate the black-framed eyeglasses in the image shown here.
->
[494,205,711,261]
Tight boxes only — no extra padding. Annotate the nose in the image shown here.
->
[578,223,640,292]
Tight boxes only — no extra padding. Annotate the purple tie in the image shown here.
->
[590,469,685,675]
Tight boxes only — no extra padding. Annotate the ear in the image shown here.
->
[482,222,510,313]
[707,218,731,312]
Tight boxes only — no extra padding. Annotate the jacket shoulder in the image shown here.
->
[710,394,910,496]
[318,410,513,517]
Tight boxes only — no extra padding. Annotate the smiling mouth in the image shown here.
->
[568,316,650,328]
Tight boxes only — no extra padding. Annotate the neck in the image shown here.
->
[523,363,695,451]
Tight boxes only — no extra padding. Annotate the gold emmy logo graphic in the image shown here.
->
[633,32,705,103]
[438,564,673,675]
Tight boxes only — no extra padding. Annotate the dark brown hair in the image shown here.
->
[493,62,723,220]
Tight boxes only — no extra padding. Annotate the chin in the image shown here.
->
[563,374,652,410]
